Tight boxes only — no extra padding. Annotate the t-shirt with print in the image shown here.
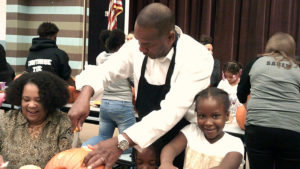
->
[181,123,244,169]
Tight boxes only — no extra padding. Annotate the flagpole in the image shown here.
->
[124,0,130,34]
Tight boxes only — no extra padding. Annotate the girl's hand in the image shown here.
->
[158,163,178,169]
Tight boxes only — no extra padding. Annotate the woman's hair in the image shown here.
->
[99,29,125,53]
[260,32,299,69]
[194,87,230,113]
[5,71,69,114]
[222,61,242,75]
[37,22,59,38]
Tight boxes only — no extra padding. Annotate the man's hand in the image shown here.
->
[68,86,94,131]
[82,137,123,169]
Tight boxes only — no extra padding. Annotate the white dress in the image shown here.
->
[181,123,244,169]
[217,79,241,116]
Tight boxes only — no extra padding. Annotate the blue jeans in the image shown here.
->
[82,99,136,153]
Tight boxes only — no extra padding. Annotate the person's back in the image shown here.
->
[82,29,135,149]
[100,53,133,102]
[25,22,71,81]
[245,56,300,131]
[237,32,300,169]
[96,29,132,101]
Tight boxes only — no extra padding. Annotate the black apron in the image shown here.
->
[135,37,189,168]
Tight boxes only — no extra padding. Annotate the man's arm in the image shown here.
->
[70,42,134,130]
[124,46,214,148]
[68,85,94,131]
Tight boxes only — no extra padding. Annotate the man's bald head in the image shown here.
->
[135,3,175,37]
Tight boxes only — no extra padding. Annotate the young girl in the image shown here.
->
[159,87,244,169]
[217,61,242,120]
[132,141,162,169]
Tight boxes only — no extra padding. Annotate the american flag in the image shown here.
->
[107,0,123,30]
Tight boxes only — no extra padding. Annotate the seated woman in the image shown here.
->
[0,71,73,169]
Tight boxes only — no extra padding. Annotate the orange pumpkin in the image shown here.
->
[236,105,247,130]
[45,148,106,169]
[67,86,80,103]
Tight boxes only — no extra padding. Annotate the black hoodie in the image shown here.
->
[25,38,71,80]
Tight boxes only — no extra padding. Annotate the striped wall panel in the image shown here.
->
[6,0,89,76]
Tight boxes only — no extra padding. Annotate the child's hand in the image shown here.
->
[158,163,178,169]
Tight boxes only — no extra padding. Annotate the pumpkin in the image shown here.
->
[236,105,247,130]
[67,86,80,103]
[45,147,106,169]
[19,165,41,169]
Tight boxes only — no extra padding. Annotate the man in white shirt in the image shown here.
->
[68,3,213,169]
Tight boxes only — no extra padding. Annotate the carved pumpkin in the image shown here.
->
[45,148,106,169]
[236,105,247,130]
[67,86,80,103]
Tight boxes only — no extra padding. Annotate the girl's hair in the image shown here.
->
[5,71,69,114]
[259,32,299,69]
[99,29,125,53]
[132,140,163,168]
[194,87,230,113]
[222,61,242,75]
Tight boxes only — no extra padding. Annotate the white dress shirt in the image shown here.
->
[76,27,214,148]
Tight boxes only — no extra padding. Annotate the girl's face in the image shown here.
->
[21,83,47,126]
[196,97,229,144]
[136,146,157,169]
[224,71,240,85]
